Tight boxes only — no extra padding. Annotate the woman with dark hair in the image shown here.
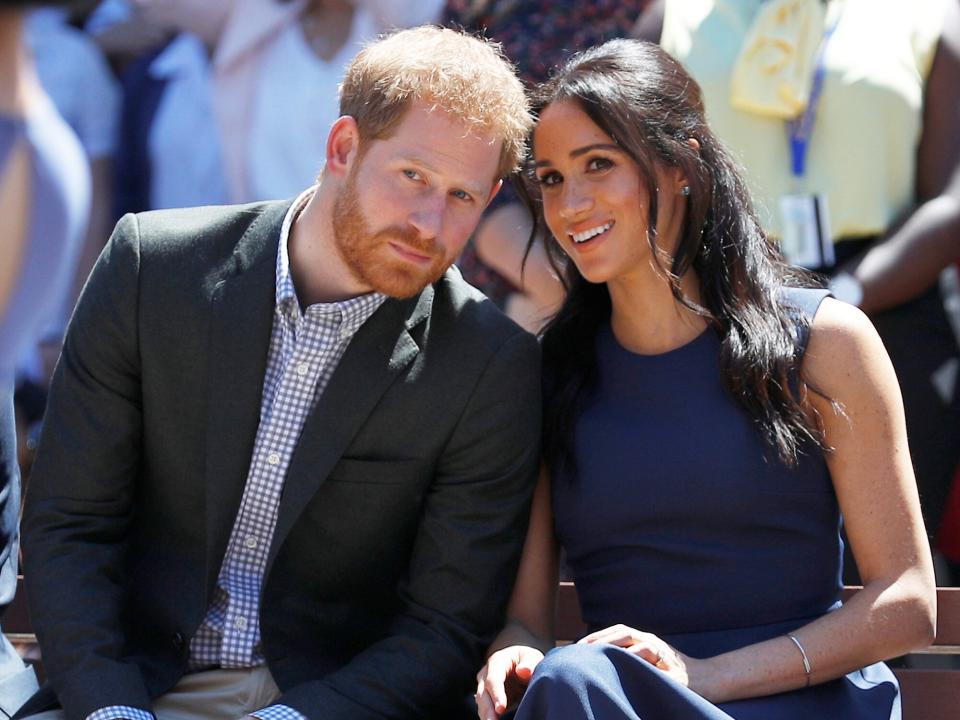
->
[474,39,935,720]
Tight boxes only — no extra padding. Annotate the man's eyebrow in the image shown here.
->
[402,154,488,198]
[534,143,622,168]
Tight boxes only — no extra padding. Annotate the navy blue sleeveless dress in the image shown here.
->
[514,289,900,719]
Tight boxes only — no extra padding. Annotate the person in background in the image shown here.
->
[111,0,233,215]
[636,0,960,578]
[213,0,445,204]
[443,0,652,331]
[23,3,119,379]
[113,0,445,217]
[0,0,90,715]
[84,0,171,73]
[475,38,934,720]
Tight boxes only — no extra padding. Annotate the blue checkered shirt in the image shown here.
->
[88,189,386,720]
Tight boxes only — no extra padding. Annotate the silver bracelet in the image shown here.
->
[787,634,812,687]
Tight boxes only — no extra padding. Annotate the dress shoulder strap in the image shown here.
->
[779,286,831,359]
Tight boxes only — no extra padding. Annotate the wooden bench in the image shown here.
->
[6,579,958,718]
[4,576,41,679]
[556,581,960,720]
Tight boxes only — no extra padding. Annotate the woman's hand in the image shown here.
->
[475,645,545,720]
[578,624,694,688]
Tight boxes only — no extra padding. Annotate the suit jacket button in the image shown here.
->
[173,632,185,649]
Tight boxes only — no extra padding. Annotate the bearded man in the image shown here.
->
[19,26,540,720]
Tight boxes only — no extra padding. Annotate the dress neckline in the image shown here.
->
[603,322,714,360]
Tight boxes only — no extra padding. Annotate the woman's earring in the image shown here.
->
[681,185,691,197]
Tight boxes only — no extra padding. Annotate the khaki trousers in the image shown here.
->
[22,667,281,720]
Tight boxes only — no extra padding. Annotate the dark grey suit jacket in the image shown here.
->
[19,200,541,720]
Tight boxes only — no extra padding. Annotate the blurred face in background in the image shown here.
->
[129,0,234,45]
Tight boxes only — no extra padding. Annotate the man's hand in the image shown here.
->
[474,645,544,720]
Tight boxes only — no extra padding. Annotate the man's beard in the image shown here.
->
[332,172,449,298]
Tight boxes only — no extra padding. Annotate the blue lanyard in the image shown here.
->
[786,3,842,179]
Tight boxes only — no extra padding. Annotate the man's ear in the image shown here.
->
[484,179,504,208]
[325,116,361,177]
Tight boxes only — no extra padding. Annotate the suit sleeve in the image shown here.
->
[274,329,542,719]
[21,214,154,719]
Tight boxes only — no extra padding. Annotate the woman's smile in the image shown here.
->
[569,221,615,245]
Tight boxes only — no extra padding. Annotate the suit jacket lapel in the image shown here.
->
[203,201,291,595]
[267,283,434,571]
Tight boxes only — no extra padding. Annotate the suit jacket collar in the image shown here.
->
[201,199,436,592]
[202,200,290,594]
[267,281,435,572]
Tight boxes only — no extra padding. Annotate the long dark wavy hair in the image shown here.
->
[523,39,827,476]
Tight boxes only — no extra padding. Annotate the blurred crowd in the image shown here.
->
[3,0,960,586]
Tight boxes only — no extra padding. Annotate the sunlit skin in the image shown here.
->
[290,99,503,304]
[532,100,705,353]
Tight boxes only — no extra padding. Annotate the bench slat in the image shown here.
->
[896,669,960,720]
[555,582,586,639]
[3,577,31,635]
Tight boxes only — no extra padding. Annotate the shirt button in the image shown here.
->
[295,361,309,376]
[339,326,351,340]
[244,536,258,550]
[267,452,280,466]
[235,616,248,631]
